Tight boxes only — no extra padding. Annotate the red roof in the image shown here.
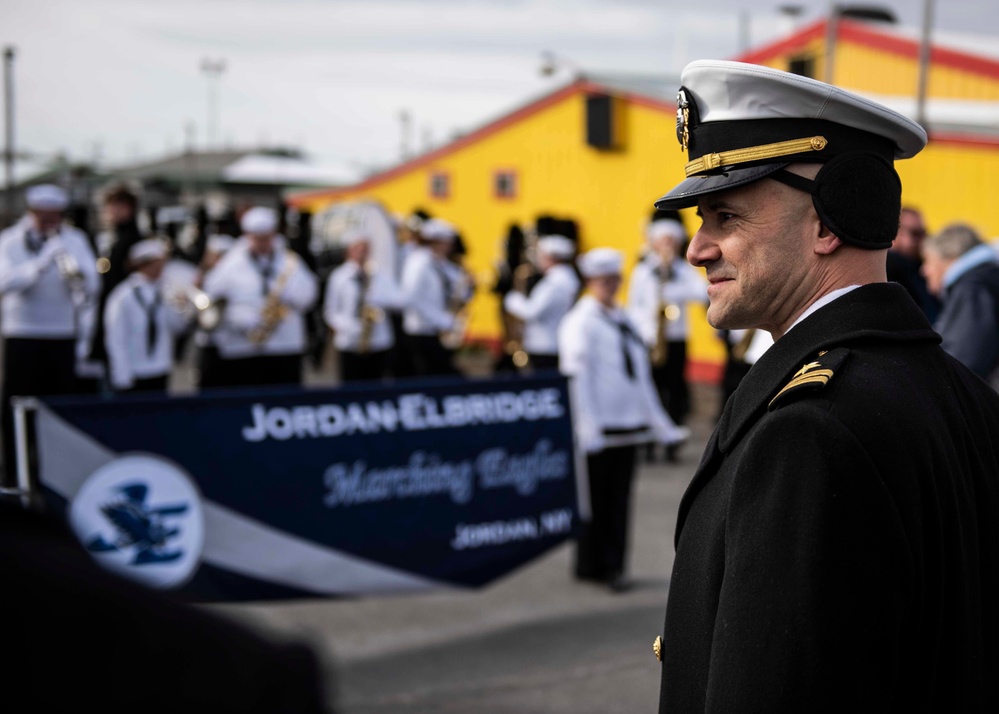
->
[736,18,999,81]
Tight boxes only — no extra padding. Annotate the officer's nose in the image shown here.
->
[687,228,719,268]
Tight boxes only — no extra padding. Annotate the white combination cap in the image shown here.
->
[421,218,457,242]
[206,234,235,254]
[656,59,927,211]
[646,219,687,245]
[240,206,278,235]
[656,60,928,250]
[26,184,69,212]
[129,238,169,264]
[341,228,370,247]
[578,248,623,278]
[536,235,576,260]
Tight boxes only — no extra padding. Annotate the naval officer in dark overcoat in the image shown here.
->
[653,60,999,713]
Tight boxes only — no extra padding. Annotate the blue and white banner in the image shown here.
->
[35,375,580,601]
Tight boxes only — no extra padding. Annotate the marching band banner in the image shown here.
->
[34,374,581,601]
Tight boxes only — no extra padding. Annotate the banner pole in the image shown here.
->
[11,396,37,506]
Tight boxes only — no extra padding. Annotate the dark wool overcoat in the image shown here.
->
[658,283,999,713]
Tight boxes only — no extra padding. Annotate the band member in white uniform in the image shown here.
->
[503,235,580,371]
[203,207,318,388]
[104,239,190,393]
[559,247,689,592]
[0,184,100,483]
[628,219,708,441]
[190,234,235,390]
[324,229,402,382]
[400,218,469,377]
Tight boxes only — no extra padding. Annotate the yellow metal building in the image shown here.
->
[290,16,999,382]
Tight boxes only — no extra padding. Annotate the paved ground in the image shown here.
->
[210,382,721,714]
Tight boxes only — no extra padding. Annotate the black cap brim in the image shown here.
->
[654,163,788,210]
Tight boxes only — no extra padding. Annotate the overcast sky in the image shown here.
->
[3,0,995,180]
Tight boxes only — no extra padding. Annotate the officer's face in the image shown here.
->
[688,177,817,337]
[920,248,949,297]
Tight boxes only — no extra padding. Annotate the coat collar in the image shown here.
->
[676,282,940,546]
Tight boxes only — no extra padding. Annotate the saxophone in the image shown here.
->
[248,252,299,345]
[504,262,536,369]
[356,261,385,354]
[439,266,472,350]
[650,261,678,368]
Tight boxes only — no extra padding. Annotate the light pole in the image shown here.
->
[539,51,582,80]
[3,46,15,224]
[200,58,226,150]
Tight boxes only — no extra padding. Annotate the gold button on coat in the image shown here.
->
[653,635,663,662]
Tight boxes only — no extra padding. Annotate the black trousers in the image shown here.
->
[212,354,303,389]
[527,353,559,372]
[197,344,224,390]
[651,340,690,424]
[408,335,456,377]
[340,349,389,383]
[1,337,78,486]
[575,445,638,582]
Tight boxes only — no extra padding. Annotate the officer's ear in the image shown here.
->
[813,221,844,256]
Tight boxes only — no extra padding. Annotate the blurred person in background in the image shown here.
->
[921,222,999,386]
[89,185,145,366]
[104,239,190,393]
[400,218,468,377]
[192,234,235,390]
[627,218,708,459]
[503,234,579,371]
[559,247,689,593]
[324,229,402,382]
[0,185,99,484]
[203,207,318,388]
[887,206,938,321]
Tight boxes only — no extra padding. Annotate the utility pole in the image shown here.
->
[915,0,936,130]
[3,46,15,223]
[200,58,226,150]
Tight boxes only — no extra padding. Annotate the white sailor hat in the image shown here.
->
[656,60,928,249]
[646,219,687,245]
[129,238,169,265]
[420,218,457,242]
[26,184,69,212]
[240,206,278,235]
[536,235,576,260]
[206,234,235,254]
[578,248,623,278]
[341,228,370,246]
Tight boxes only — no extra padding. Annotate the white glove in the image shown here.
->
[36,239,61,270]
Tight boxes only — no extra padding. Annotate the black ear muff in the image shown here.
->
[810,153,901,249]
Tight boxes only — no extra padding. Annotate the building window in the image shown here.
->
[493,170,518,199]
[788,54,816,79]
[429,171,450,199]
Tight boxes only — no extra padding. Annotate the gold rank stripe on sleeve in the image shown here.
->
[685,136,828,178]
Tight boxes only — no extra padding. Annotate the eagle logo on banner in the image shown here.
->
[70,454,205,589]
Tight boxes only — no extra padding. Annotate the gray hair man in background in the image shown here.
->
[921,222,999,384]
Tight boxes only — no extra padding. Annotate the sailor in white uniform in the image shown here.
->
[324,229,402,382]
[400,218,469,376]
[0,184,99,483]
[104,239,190,393]
[559,247,689,592]
[627,219,708,437]
[503,235,580,371]
[203,207,318,388]
[190,234,235,390]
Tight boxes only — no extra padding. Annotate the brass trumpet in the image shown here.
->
[168,283,226,332]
